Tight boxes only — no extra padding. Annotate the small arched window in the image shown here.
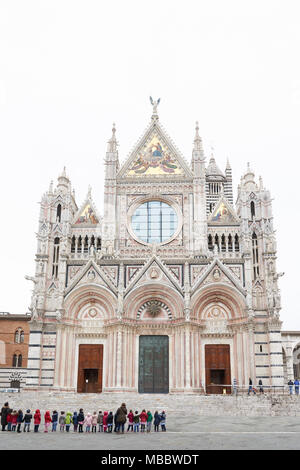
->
[17,354,22,368]
[234,234,239,252]
[14,328,24,344]
[252,232,259,279]
[250,201,255,220]
[12,353,22,368]
[208,234,213,251]
[56,204,62,222]
[228,234,233,252]
[12,354,17,367]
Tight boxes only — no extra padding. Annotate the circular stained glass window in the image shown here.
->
[131,201,178,244]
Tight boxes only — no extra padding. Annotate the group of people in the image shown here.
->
[0,402,167,434]
[288,378,300,395]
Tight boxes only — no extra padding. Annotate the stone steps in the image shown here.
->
[2,391,300,417]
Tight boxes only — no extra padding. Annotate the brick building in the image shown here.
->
[0,312,30,389]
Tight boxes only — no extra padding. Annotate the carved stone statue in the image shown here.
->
[150,96,161,114]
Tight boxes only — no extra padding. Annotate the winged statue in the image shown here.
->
[150,96,161,114]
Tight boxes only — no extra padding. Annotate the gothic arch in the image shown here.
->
[64,284,117,321]
[191,284,246,321]
[124,283,184,321]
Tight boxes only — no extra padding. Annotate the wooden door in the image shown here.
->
[205,344,231,394]
[138,336,169,393]
[77,344,103,393]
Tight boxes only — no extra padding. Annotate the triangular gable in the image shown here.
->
[118,119,193,178]
[125,255,183,297]
[191,258,246,297]
[208,197,240,225]
[72,188,101,226]
[65,259,117,297]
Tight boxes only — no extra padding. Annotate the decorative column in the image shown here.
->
[268,318,284,388]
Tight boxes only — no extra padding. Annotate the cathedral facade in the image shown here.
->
[25,103,284,393]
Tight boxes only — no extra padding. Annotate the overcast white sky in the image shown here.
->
[0,0,299,329]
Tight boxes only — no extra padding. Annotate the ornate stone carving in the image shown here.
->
[145,300,162,317]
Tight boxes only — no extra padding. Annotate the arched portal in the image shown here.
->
[191,284,247,394]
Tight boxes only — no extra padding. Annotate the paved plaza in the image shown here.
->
[2,415,300,450]
[1,391,300,450]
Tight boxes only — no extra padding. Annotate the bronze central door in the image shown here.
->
[77,344,103,393]
[138,335,169,393]
[205,344,231,394]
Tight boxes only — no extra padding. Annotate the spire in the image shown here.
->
[226,158,231,170]
[107,123,118,153]
[57,166,70,192]
[193,121,203,153]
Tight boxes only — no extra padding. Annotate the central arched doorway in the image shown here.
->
[138,335,169,393]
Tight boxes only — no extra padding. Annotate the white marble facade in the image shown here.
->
[25,102,284,393]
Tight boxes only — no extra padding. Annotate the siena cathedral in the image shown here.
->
[25,100,285,394]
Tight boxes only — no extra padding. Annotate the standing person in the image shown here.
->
[59,411,66,432]
[83,412,92,432]
[159,411,166,432]
[91,412,98,433]
[0,402,10,431]
[288,379,294,395]
[248,378,256,395]
[103,411,108,433]
[115,403,127,434]
[6,408,12,431]
[23,409,32,432]
[11,410,18,431]
[97,411,103,432]
[34,409,41,432]
[65,412,72,432]
[78,409,84,433]
[295,378,300,396]
[146,410,153,433]
[133,411,140,433]
[16,410,23,433]
[51,410,58,432]
[232,378,238,396]
[139,409,147,433]
[258,379,264,394]
[153,411,160,432]
[127,410,134,432]
[72,411,78,432]
[107,412,114,433]
[44,411,52,433]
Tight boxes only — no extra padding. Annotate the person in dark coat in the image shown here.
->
[107,412,114,432]
[51,410,58,432]
[288,379,294,395]
[115,403,127,433]
[72,411,78,432]
[153,411,160,432]
[159,411,166,431]
[1,402,10,431]
[16,410,23,433]
[23,409,32,432]
[77,409,84,433]
[258,379,264,394]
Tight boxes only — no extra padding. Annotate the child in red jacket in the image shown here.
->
[34,409,41,432]
[127,410,134,432]
[139,409,148,433]
[44,411,52,433]
[11,410,18,431]
[6,409,12,431]
[103,411,108,432]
